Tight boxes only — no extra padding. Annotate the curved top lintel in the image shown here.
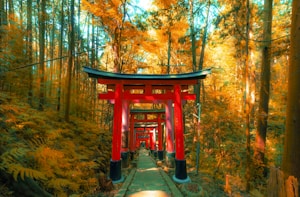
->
[83,66,211,80]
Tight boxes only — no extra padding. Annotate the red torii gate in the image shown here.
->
[130,109,165,160]
[133,124,156,150]
[83,66,211,184]
[135,130,151,149]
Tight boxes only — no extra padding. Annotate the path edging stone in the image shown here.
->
[114,169,136,197]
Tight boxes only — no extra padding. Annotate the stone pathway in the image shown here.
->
[115,148,183,197]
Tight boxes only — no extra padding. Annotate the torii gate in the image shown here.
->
[135,129,151,149]
[133,123,158,152]
[130,109,165,160]
[83,66,211,184]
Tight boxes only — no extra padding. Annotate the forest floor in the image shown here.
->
[0,92,263,197]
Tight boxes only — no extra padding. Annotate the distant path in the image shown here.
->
[115,148,183,197]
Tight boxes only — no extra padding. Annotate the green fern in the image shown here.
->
[0,147,28,165]
[28,137,47,147]
[7,164,47,181]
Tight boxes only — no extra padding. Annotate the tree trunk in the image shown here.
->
[0,0,7,26]
[75,0,81,117]
[0,0,4,51]
[267,167,286,197]
[167,30,171,74]
[57,0,64,112]
[245,0,252,191]
[27,0,33,107]
[254,0,273,168]
[65,0,75,122]
[49,0,56,98]
[38,0,46,111]
[113,27,121,73]
[7,0,14,25]
[282,0,300,190]
[92,15,97,121]
[189,0,196,72]
[196,0,210,104]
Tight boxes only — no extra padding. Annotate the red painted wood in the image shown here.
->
[99,92,195,101]
[174,84,185,160]
[158,115,163,151]
[98,91,114,99]
[165,100,175,153]
[129,115,135,152]
[121,100,129,153]
[135,128,146,131]
[150,132,154,150]
[123,85,189,90]
[135,132,140,148]
[111,83,123,161]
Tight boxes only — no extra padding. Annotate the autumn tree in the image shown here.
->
[244,0,253,191]
[196,0,211,104]
[82,0,126,72]
[38,0,46,111]
[0,0,7,50]
[254,0,273,171]
[57,0,65,112]
[282,0,300,184]
[147,0,190,74]
[189,0,197,72]
[27,0,33,106]
[65,0,75,122]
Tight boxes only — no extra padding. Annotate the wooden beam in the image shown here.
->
[99,92,196,101]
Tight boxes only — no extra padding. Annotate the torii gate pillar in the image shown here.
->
[110,84,124,183]
[121,100,129,168]
[173,84,190,183]
[157,115,164,161]
[165,100,175,167]
[129,114,135,160]
[150,131,155,154]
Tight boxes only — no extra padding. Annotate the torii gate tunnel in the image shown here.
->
[130,109,165,160]
[83,66,211,184]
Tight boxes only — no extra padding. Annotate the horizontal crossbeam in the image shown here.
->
[130,109,165,114]
[99,92,196,101]
[133,119,165,123]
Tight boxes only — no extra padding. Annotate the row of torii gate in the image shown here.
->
[84,66,211,184]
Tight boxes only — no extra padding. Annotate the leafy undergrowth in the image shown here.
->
[163,166,228,197]
[0,93,113,196]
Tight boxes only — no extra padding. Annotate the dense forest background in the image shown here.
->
[0,0,299,196]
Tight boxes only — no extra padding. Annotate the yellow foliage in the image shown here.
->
[0,92,112,195]
[7,164,47,181]
[42,146,64,159]
[0,104,20,115]
[153,0,177,8]
[46,128,68,140]
[47,178,80,192]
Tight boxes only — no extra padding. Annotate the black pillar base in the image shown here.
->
[110,160,124,183]
[150,150,154,156]
[130,151,135,161]
[153,151,157,158]
[121,152,129,168]
[173,159,191,183]
[157,150,164,161]
[166,152,175,168]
